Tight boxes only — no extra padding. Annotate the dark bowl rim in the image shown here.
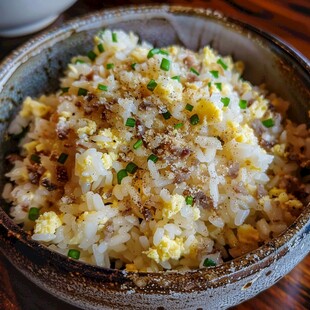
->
[0,4,309,287]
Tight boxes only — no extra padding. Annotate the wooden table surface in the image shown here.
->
[0,1,309,309]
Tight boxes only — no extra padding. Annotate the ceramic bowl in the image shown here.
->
[0,5,309,310]
[0,0,77,37]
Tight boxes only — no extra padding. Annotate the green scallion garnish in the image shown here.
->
[217,58,228,70]
[215,82,222,91]
[133,139,143,150]
[221,97,230,107]
[210,70,219,78]
[125,118,136,127]
[185,104,194,112]
[190,67,200,76]
[147,79,157,91]
[148,154,158,163]
[126,162,138,174]
[61,87,69,93]
[208,82,212,87]
[185,195,194,206]
[190,114,200,125]
[203,258,217,267]
[87,51,97,61]
[58,153,68,164]
[28,207,40,221]
[98,84,108,91]
[30,154,41,164]
[68,249,80,259]
[78,88,88,96]
[239,99,247,109]
[97,43,104,53]
[131,63,137,70]
[117,169,128,184]
[160,58,171,71]
[171,75,180,82]
[262,118,275,128]
[106,63,114,70]
[162,111,171,120]
[174,123,183,129]
[147,48,169,59]
[112,32,118,43]
[75,59,85,64]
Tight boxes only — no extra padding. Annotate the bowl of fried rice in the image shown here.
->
[0,5,309,310]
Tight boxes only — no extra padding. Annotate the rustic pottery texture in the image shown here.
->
[0,5,309,310]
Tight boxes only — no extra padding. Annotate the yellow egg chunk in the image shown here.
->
[162,194,185,219]
[34,211,62,234]
[95,129,121,150]
[195,98,222,123]
[237,224,259,244]
[102,152,117,170]
[20,97,51,118]
[145,236,184,263]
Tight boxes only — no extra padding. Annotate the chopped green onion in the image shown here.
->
[78,88,88,96]
[221,97,230,107]
[75,59,85,64]
[148,154,158,163]
[217,58,228,70]
[117,169,128,184]
[262,118,275,128]
[162,111,171,120]
[133,139,143,150]
[112,32,118,42]
[131,63,137,70]
[239,99,247,109]
[125,118,136,127]
[126,162,138,174]
[97,43,104,53]
[30,154,41,164]
[160,58,171,71]
[174,123,183,129]
[57,153,68,164]
[208,82,212,87]
[147,48,169,59]
[97,84,108,91]
[87,51,97,61]
[190,67,200,76]
[147,79,157,91]
[171,75,180,82]
[185,104,194,112]
[185,195,194,206]
[28,207,40,221]
[106,63,114,70]
[61,87,69,93]
[68,249,80,260]
[210,70,219,78]
[215,82,222,91]
[203,258,217,267]
[190,114,200,125]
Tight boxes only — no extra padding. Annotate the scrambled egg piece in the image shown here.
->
[130,47,148,62]
[102,152,117,170]
[145,236,184,263]
[20,97,51,118]
[237,224,259,244]
[226,121,258,145]
[269,187,303,210]
[95,129,121,150]
[34,211,62,234]
[248,97,268,119]
[154,77,182,103]
[23,141,39,154]
[202,46,217,65]
[77,119,97,137]
[272,144,287,157]
[162,194,185,219]
[195,98,222,123]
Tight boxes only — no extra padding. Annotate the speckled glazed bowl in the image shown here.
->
[0,5,309,310]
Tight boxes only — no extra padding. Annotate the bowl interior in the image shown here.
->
[0,4,309,284]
